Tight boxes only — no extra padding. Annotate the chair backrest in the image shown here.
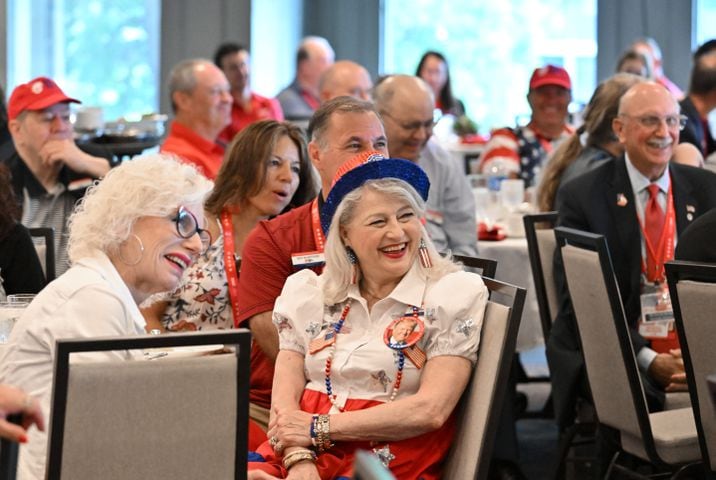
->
[442,276,525,480]
[523,212,559,340]
[555,227,662,463]
[452,254,498,279]
[28,227,56,282]
[0,415,21,480]
[666,260,716,472]
[46,330,251,480]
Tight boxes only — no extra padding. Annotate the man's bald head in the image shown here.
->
[319,60,373,103]
[374,75,435,162]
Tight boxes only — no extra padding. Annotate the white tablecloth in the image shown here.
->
[479,237,544,352]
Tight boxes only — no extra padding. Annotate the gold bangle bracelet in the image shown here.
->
[282,450,317,470]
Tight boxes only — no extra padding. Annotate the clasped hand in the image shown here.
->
[267,407,315,449]
[648,349,688,392]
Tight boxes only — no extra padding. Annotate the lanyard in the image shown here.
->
[310,198,326,252]
[220,209,242,323]
[638,184,676,284]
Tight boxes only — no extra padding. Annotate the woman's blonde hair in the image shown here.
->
[321,178,460,304]
[67,154,213,263]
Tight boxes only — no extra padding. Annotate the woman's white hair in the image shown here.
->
[322,178,460,304]
[67,154,214,263]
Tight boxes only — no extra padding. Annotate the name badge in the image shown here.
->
[291,251,325,269]
[638,288,674,339]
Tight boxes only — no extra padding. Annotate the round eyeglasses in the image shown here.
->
[172,206,212,254]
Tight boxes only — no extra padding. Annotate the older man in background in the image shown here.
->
[213,43,283,145]
[479,65,574,188]
[160,58,231,179]
[549,82,716,434]
[4,77,112,276]
[318,60,373,103]
[374,74,478,256]
[276,36,335,121]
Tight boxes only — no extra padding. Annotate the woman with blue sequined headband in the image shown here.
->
[248,151,488,479]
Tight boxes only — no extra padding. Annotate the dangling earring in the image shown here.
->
[118,234,145,266]
[346,246,358,284]
[418,238,432,269]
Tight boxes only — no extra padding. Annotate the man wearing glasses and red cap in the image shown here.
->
[3,77,112,276]
[479,65,574,188]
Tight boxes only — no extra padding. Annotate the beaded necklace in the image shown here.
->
[324,302,421,411]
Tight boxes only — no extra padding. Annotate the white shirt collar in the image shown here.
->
[625,153,670,196]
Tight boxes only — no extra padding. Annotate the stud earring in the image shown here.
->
[418,238,432,269]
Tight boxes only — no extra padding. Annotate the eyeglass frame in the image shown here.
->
[171,206,212,254]
[380,110,437,135]
[618,113,689,131]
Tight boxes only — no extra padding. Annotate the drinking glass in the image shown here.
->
[500,179,525,212]
[0,302,26,343]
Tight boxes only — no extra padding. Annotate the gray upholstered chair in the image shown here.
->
[666,260,716,475]
[46,330,251,480]
[523,211,559,341]
[555,227,701,478]
[442,276,525,480]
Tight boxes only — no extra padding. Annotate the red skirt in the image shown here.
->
[248,389,456,479]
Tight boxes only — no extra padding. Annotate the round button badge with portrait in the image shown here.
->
[384,315,425,350]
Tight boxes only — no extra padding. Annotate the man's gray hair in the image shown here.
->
[167,58,212,113]
[307,96,380,147]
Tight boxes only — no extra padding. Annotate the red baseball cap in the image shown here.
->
[8,77,80,120]
[529,65,572,91]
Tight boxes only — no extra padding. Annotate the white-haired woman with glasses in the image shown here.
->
[248,154,487,480]
[0,154,213,480]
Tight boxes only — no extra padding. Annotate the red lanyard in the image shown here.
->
[310,198,325,252]
[638,184,676,284]
[220,209,242,323]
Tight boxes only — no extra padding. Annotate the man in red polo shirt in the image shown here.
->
[160,58,231,179]
[236,97,388,432]
[213,43,284,145]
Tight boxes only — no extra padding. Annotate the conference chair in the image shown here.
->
[443,276,525,479]
[666,260,716,476]
[452,253,498,279]
[556,227,700,479]
[46,330,251,480]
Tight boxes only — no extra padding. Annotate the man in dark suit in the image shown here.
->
[547,81,716,430]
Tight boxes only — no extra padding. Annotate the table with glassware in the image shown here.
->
[0,294,35,359]
[472,178,545,352]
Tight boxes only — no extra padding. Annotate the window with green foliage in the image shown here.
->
[7,0,160,122]
[383,0,597,132]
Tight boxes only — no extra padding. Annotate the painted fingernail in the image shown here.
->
[19,434,28,443]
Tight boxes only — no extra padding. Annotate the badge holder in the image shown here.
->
[638,284,678,353]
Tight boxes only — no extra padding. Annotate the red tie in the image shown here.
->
[644,184,665,251]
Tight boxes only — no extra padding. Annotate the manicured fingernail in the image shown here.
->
[19,434,28,443]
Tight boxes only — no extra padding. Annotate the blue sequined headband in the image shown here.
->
[321,157,430,233]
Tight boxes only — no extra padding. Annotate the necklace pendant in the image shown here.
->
[373,444,395,467]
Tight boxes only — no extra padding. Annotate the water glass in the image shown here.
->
[500,179,525,211]
[0,302,26,343]
[7,294,36,305]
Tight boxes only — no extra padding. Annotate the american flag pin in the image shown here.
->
[616,194,628,207]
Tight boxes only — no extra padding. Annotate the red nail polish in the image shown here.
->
[19,434,28,443]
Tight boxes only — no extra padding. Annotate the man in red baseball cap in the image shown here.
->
[4,76,112,276]
[479,64,574,188]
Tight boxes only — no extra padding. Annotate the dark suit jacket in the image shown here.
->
[680,96,716,156]
[546,156,716,428]
[675,207,716,262]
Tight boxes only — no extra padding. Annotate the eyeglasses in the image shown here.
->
[171,206,212,254]
[381,111,436,134]
[620,114,688,131]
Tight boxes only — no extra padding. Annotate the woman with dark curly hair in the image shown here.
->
[0,163,45,296]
